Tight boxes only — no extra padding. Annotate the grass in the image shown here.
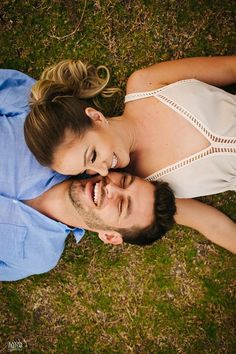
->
[0,0,236,353]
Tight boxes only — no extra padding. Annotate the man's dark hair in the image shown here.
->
[121,181,176,245]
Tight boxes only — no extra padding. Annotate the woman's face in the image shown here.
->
[51,112,130,176]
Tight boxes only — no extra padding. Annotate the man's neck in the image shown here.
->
[24,180,88,229]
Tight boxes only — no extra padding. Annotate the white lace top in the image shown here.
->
[125,79,236,198]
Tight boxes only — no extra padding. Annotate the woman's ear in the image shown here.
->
[85,107,106,124]
[98,230,123,245]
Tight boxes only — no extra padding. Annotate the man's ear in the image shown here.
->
[98,230,123,245]
[85,107,106,124]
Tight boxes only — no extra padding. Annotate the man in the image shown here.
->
[0,171,175,281]
[1,166,235,281]
[26,171,236,254]
[26,172,176,245]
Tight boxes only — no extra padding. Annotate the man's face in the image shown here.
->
[69,172,155,231]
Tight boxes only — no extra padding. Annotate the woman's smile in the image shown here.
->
[111,153,118,169]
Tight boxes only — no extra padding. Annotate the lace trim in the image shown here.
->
[124,79,196,103]
[125,81,236,144]
[125,79,236,180]
[146,146,236,181]
[156,94,236,145]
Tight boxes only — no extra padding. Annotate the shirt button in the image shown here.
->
[12,199,18,204]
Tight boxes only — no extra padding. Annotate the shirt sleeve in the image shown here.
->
[0,69,35,117]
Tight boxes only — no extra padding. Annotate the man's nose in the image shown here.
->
[105,183,122,199]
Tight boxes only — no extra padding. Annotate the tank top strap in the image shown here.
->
[124,88,163,103]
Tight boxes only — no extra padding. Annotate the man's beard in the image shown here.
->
[69,179,109,230]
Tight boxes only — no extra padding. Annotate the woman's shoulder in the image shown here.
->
[126,67,165,95]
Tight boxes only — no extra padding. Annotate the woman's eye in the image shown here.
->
[91,150,97,163]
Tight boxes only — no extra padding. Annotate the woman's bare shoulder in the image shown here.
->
[126,67,165,95]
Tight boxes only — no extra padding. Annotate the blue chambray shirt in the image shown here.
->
[0,69,85,281]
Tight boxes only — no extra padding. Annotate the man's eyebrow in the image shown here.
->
[83,147,89,167]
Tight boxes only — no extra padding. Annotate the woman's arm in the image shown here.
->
[175,198,236,254]
[126,56,236,93]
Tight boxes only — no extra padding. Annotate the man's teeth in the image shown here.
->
[111,153,118,168]
[93,182,99,205]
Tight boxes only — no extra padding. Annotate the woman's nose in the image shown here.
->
[86,163,108,176]
[99,166,109,176]
[86,159,109,176]
[85,169,97,176]
[96,161,109,176]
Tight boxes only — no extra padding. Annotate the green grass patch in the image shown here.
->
[1,0,236,353]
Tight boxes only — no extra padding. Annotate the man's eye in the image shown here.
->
[122,176,126,188]
[90,150,97,163]
[119,199,123,215]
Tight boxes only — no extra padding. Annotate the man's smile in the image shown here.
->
[81,177,106,208]
[91,180,104,207]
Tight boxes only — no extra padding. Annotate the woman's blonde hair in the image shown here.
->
[24,59,119,166]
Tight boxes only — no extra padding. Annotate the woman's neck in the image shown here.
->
[109,113,139,155]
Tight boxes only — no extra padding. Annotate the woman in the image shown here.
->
[24,56,236,251]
